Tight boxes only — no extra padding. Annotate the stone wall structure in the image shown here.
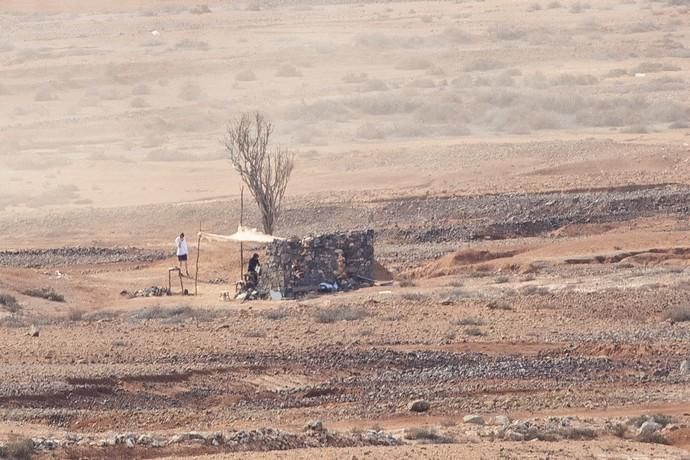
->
[261,230,374,297]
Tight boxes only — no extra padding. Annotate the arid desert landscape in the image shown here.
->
[1,0,690,458]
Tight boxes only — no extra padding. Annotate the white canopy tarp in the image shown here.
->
[198,226,282,244]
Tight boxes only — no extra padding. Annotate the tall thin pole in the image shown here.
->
[240,185,244,282]
[195,220,201,296]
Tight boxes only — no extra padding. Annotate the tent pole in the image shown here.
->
[195,220,201,296]
[240,185,244,282]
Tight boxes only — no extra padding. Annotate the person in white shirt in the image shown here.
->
[175,232,190,276]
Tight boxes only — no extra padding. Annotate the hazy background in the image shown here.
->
[0,0,688,212]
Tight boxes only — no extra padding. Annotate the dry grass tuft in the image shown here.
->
[0,293,21,313]
[666,307,690,322]
[0,438,34,460]
[404,427,454,444]
[315,305,369,323]
[23,287,64,302]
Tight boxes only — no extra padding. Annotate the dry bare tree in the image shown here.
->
[224,111,294,235]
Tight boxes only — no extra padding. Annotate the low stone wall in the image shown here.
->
[262,230,374,297]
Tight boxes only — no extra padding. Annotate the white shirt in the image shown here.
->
[175,236,188,256]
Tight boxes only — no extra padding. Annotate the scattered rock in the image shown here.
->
[29,325,40,337]
[463,415,485,425]
[408,400,430,412]
[504,430,525,441]
[680,360,689,375]
[0,247,168,268]
[639,420,662,437]
[304,420,326,432]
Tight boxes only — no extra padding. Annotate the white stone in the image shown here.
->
[639,420,662,437]
[463,415,485,425]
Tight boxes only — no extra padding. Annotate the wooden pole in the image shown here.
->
[240,185,244,282]
[194,220,201,296]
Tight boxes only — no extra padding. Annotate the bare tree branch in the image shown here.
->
[224,112,294,235]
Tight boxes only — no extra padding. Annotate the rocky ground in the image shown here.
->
[3,185,690,458]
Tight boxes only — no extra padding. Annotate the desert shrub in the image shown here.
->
[67,308,84,322]
[453,317,485,326]
[569,2,590,13]
[666,307,690,322]
[558,426,597,440]
[235,69,257,81]
[404,427,454,443]
[178,81,202,100]
[644,77,686,92]
[605,68,628,78]
[627,22,659,33]
[346,94,418,116]
[382,314,403,322]
[488,24,528,41]
[129,306,217,323]
[464,58,505,72]
[343,72,368,83]
[175,39,209,50]
[527,2,542,11]
[275,64,302,77]
[441,27,472,44]
[605,421,628,438]
[628,414,673,428]
[494,276,510,284]
[0,438,34,460]
[23,287,64,302]
[408,78,435,89]
[131,84,150,95]
[400,292,428,302]
[444,288,467,302]
[130,97,149,108]
[315,305,368,323]
[493,72,515,87]
[620,125,648,134]
[520,285,550,296]
[262,308,289,320]
[355,123,385,140]
[638,431,669,444]
[190,4,211,14]
[396,56,432,70]
[243,330,266,338]
[398,279,416,287]
[84,310,118,322]
[524,71,550,89]
[0,293,20,313]
[146,149,189,162]
[632,62,681,74]
[486,300,512,311]
[550,73,598,86]
[465,327,484,336]
[0,315,32,328]
[547,0,562,7]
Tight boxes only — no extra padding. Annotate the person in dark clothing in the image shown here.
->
[247,253,260,286]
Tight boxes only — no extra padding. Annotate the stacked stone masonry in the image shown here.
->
[262,230,374,297]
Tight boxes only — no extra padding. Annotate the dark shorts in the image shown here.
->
[178,254,188,262]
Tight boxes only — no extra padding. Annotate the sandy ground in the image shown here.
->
[1,0,690,458]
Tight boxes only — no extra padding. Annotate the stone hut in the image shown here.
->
[261,230,374,297]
